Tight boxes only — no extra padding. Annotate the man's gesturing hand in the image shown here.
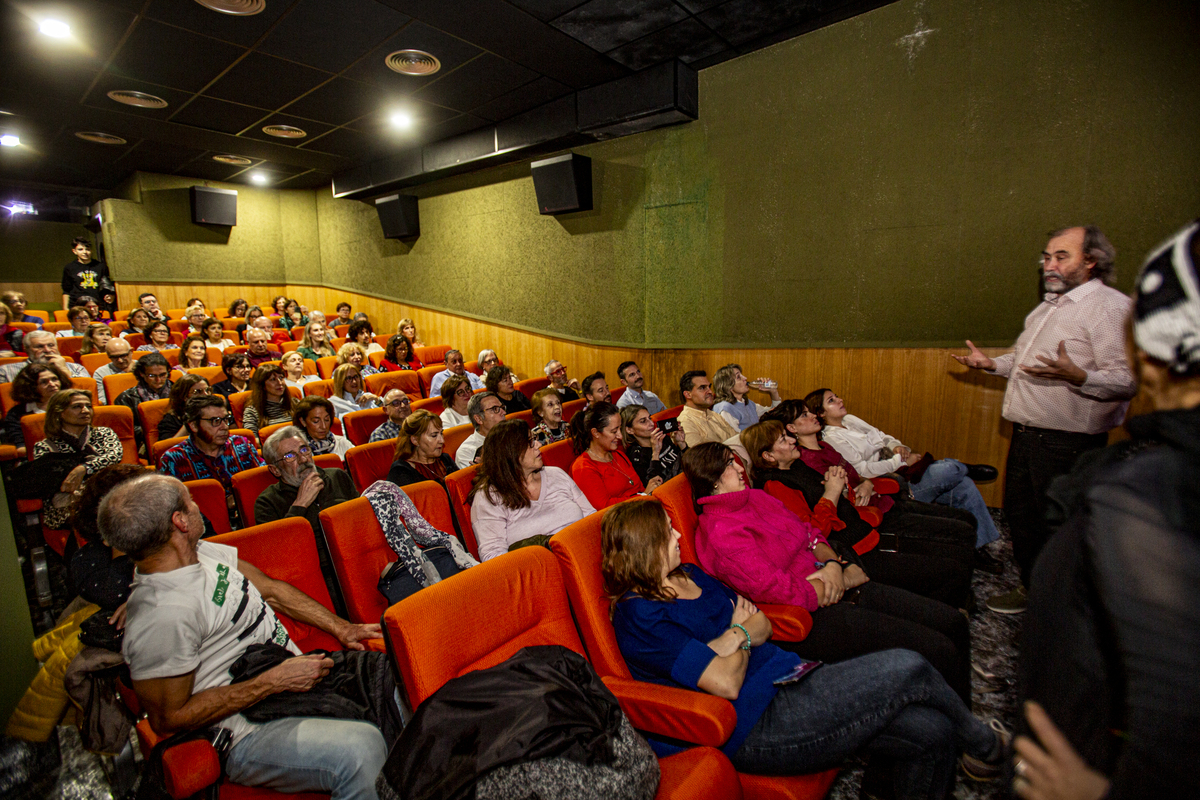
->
[951,340,996,371]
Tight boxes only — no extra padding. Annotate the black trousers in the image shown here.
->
[878,497,978,571]
[774,581,972,704]
[1003,424,1107,586]
[856,549,972,610]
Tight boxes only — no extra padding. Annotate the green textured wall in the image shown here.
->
[0,217,94,284]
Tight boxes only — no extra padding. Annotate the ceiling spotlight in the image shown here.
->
[38,19,71,38]
[249,171,269,184]
[389,111,413,129]
[3,201,37,215]
[0,135,19,147]
[213,154,252,165]
[75,131,127,145]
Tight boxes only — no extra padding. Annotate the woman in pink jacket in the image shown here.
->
[684,442,975,703]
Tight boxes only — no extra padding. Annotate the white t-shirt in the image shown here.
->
[123,541,300,743]
[455,431,485,469]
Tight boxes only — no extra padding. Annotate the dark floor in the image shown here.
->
[2,509,1022,800]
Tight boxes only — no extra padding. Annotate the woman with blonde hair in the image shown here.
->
[79,322,113,356]
[297,320,335,361]
[336,342,380,377]
[396,317,425,348]
[712,363,781,432]
[386,410,455,489]
[330,363,380,420]
[35,389,122,529]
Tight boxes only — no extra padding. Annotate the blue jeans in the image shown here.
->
[225,717,388,800]
[911,459,1000,548]
[733,649,996,800]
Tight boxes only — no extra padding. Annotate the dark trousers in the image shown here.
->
[774,582,972,703]
[1004,424,1107,586]
[878,497,978,572]
[857,549,972,610]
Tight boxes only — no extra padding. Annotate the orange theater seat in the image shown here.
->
[413,344,450,365]
[344,439,396,493]
[504,408,534,427]
[152,437,186,468]
[652,405,684,422]
[411,396,442,416]
[315,356,338,379]
[443,464,480,559]
[80,352,109,374]
[183,479,232,534]
[415,365,443,397]
[441,423,474,461]
[302,380,334,398]
[138,398,172,455]
[342,408,385,446]
[514,376,550,400]
[610,386,627,405]
[562,398,586,422]
[189,365,224,384]
[365,370,420,401]
[539,439,576,473]
[102,371,183,405]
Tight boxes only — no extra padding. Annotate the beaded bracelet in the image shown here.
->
[730,622,751,651]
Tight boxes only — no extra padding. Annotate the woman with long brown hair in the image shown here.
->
[570,401,658,510]
[386,410,456,489]
[242,364,293,435]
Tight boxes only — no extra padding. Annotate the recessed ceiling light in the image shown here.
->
[213,154,252,165]
[193,0,265,15]
[385,50,440,76]
[107,90,168,109]
[75,131,127,145]
[38,19,70,38]
[249,171,269,184]
[0,135,19,147]
[389,111,413,129]
[262,125,306,139]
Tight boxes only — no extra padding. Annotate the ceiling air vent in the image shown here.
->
[75,131,127,145]
[193,0,265,15]
[385,50,440,76]
[213,155,252,165]
[107,90,167,109]
[262,125,306,138]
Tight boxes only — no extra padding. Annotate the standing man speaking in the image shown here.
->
[954,226,1136,614]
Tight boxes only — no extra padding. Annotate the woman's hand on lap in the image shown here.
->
[731,595,758,625]
[842,564,870,589]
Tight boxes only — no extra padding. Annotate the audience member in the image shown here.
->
[293,396,352,459]
[226,298,248,319]
[202,317,236,351]
[2,290,43,327]
[530,387,568,446]
[307,310,326,327]
[396,317,424,348]
[336,342,379,377]
[242,364,294,434]
[468,420,595,560]
[603,498,1009,796]
[369,389,412,443]
[581,371,611,407]
[138,292,169,322]
[0,302,26,356]
[351,312,368,322]
[571,401,657,509]
[0,330,89,381]
[250,313,291,346]
[544,359,581,401]
[616,361,666,414]
[2,362,70,453]
[121,308,151,339]
[620,404,687,486]
[270,295,288,318]
[347,319,383,355]
[185,297,206,313]
[184,305,207,335]
[243,328,277,368]
[79,322,112,356]
[159,396,264,521]
[281,298,307,330]
[62,238,111,311]
[79,296,110,325]
[212,352,253,398]
[297,321,334,361]
[439,375,473,429]
[429,349,483,396]
[157,374,210,442]
[954,224,1135,614]
[99,474,387,799]
[280,350,318,389]
[179,335,214,371]
[58,305,91,337]
[455,391,505,469]
[486,365,530,414]
[114,353,173,447]
[329,364,379,420]
[34,389,123,529]
[136,320,178,353]
[712,364,781,431]
[333,301,352,328]
[236,305,264,338]
[477,349,500,375]
[678,370,738,447]
[92,338,133,404]
[386,410,456,489]
[381,334,421,371]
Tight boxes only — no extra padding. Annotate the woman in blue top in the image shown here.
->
[603,498,1009,799]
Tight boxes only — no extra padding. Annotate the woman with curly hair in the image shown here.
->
[135,320,178,353]
[336,342,379,377]
[347,319,384,356]
[2,362,71,452]
[380,333,421,372]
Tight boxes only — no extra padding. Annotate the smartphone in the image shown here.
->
[657,418,679,434]
[773,660,823,686]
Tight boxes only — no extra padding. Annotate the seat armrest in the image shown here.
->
[601,676,735,748]
[161,738,221,800]
[758,603,813,642]
[874,477,899,495]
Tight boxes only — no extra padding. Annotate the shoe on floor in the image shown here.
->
[966,463,998,483]
[973,548,1005,574]
[961,718,1012,781]
[986,585,1027,614]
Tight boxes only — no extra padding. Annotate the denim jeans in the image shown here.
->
[733,649,996,800]
[225,717,388,800]
[911,459,1000,548]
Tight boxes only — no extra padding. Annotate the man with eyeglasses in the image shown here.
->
[428,349,484,396]
[255,427,359,615]
[0,330,90,382]
[159,395,265,526]
[369,389,413,443]
[543,359,581,402]
[455,391,506,469]
[91,338,133,404]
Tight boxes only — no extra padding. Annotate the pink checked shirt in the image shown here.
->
[988,279,1135,434]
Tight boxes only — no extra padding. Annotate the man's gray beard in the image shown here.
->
[283,462,317,487]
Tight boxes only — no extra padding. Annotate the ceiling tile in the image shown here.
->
[470,76,572,122]
[142,0,291,47]
[299,128,379,160]
[239,113,335,147]
[345,99,461,135]
[204,52,333,111]
[605,17,728,70]
[277,171,333,189]
[229,167,293,186]
[114,140,208,175]
[174,157,249,183]
[280,78,391,127]
[697,0,828,47]
[552,0,687,53]
[674,0,726,12]
[343,21,483,90]
[500,0,590,23]
[169,96,268,135]
[252,160,313,176]
[412,53,540,113]
[110,19,245,92]
[256,0,410,74]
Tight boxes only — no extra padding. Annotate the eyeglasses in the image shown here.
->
[483,405,505,415]
[200,415,234,427]
[277,445,311,462]
[550,366,567,376]
[454,388,473,398]
[527,438,539,449]
[386,399,411,408]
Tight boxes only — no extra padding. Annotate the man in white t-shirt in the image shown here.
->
[455,391,505,469]
[100,474,386,798]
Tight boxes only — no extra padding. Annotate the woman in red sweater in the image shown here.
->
[570,401,661,509]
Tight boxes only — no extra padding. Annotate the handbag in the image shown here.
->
[8,452,85,501]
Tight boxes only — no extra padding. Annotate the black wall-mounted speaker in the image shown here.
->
[376,193,419,240]
[530,153,592,215]
[190,185,237,226]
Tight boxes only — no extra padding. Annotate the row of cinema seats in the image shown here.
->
[121,472,840,800]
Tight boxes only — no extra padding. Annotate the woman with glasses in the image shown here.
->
[34,389,123,530]
[113,353,172,449]
[330,364,380,421]
[485,365,530,414]
[136,320,178,354]
[226,298,248,320]
[157,374,210,442]
[477,349,500,375]
[280,350,319,389]
[381,334,422,372]
[530,388,567,446]
[386,410,456,490]
[469,420,594,561]
[211,352,252,398]
[292,396,352,459]
[242,364,294,435]
[438,375,473,429]
[236,305,265,339]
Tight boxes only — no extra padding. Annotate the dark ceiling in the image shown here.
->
[0,0,889,216]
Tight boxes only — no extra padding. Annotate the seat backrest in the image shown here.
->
[316,356,338,379]
[256,421,292,444]
[652,405,684,422]
[539,439,577,473]
[411,396,442,415]
[123,333,145,349]
[138,398,172,454]
[188,365,224,384]
[80,352,109,374]
[92,406,140,464]
[655,474,701,565]
[0,383,16,416]
[368,351,386,369]
[416,365,443,397]
[167,320,189,333]
[319,496,393,626]
[413,344,450,365]
[57,336,85,361]
[561,398,586,422]
[152,436,187,468]
[182,478,232,534]
[404,478,458,536]
[227,391,251,427]
[302,379,333,398]
[384,546,585,708]
[221,317,244,330]
[504,408,533,428]
[365,370,420,400]
[231,466,276,528]
[71,377,99,406]
[548,511,632,680]
[463,360,482,376]
[345,439,396,492]
[280,341,301,353]
[342,407,385,446]
[209,517,342,652]
[514,376,550,400]
[443,464,480,558]
[610,386,626,405]
[291,327,307,341]
[442,423,474,461]
[102,372,139,403]
[19,413,45,457]
[24,310,50,323]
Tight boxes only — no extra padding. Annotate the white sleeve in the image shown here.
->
[123,600,204,681]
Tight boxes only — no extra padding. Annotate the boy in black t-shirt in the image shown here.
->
[62,237,112,310]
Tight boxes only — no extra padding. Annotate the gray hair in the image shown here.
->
[544,359,561,376]
[25,329,55,347]
[263,425,307,465]
[97,474,188,561]
[478,349,497,364]
[467,390,498,430]
[1050,225,1117,284]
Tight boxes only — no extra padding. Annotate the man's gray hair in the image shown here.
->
[263,425,307,465]
[467,391,497,429]
[98,474,188,562]
[544,359,561,376]
[25,329,55,346]
[1051,225,1117,284]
